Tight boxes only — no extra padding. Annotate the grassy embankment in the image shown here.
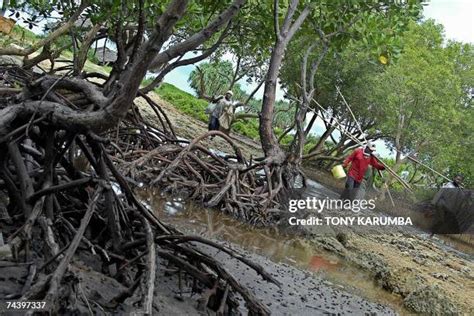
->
[0,24,37,46]
[153,82,263,141]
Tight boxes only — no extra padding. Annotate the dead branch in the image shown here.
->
[141,217,156,314]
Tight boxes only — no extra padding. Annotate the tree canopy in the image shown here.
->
[370,21,473,184]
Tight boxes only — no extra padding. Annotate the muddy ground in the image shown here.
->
[139,181,473,315]
[301,170,474,314]
[135,95,474,315]
[273,175,473,315]
[0,228,401,316]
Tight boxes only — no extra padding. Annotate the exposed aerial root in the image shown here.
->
[0,66,283,315]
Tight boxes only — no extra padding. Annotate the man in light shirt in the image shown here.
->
[206,90,234,132]
[442,174,464,188]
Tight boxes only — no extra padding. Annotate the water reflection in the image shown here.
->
[138,187,323,267]
[308,255,340,271]
[137,188,405,312]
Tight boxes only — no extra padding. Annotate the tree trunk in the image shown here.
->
[259,0,311,164]
[287,103,307,165]
[74,24,102,75]
[260,37,287,164]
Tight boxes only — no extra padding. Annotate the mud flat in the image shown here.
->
[290,180,474,315]
[0,217,397,315]
[139,189,409,314]
[139,182,474,315]
[193,239,397,315]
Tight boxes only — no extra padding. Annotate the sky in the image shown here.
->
[422,0,473,43]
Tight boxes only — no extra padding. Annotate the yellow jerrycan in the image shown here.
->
[331,165,346,179]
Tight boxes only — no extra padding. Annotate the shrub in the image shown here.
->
[232,120,259,139]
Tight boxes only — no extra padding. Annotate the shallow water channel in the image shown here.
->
[137,187,410,314]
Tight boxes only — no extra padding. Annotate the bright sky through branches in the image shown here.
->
[423,0,473,43]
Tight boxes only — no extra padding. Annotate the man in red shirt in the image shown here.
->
[342,141,385,192]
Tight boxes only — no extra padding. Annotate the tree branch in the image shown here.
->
[273,0,280,39]
[0,1,89,56]
[148,0,245,70]
[140,22,231,94]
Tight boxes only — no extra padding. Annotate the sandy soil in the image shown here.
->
[344,233,474,314]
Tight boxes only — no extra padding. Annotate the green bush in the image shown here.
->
[87,50,100,64]
[233,120,259,139]
[13,25,38,42]
[274,127,293,145]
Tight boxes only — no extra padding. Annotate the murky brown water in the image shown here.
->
[137,188,408,313]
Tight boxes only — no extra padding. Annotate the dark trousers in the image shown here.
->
[345,176,361,189]
[208,116,219,131]
[340,176,360,200]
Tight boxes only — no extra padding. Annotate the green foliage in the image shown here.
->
[211,0,273,82]
[303,135,319,154]
[274,127,293,145]
[279,13,472,187]
[86,49,100,64]
[188,61,294,130]
[274,100,296,129]
[188,61,238,97]
[306,0,424,62]
[6,0,470,187]
[6,1,86,30]
[277,0,424,164]
[370,21,473,186]
[232,120,260,139]
[11,24,38,42]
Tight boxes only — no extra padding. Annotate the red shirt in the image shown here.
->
[343,148,385,183]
